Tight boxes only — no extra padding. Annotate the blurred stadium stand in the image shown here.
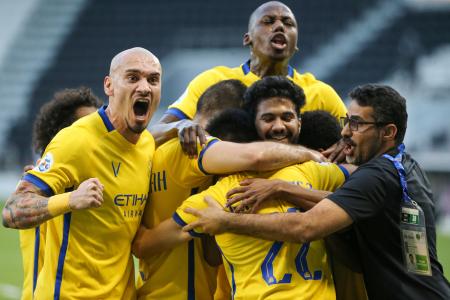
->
[0,0,448,211]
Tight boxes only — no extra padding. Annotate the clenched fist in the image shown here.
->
[69,178,104,210]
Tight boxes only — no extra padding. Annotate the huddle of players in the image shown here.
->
[3,1,416,299]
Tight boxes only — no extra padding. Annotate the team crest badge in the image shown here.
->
[34,153,54,173]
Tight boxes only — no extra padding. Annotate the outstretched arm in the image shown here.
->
[149,114,207,157]
[202,141,326,174]
[132,218,192,259]
[2,178,104,229]
[226,178,331,213]
[183,196,352,243]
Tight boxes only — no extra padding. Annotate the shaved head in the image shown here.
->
[109,47,160,76]
[248,1,294,31]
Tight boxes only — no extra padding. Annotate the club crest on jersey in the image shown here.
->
[34,153,53,173]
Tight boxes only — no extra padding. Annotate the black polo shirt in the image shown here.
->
[328,152,450,299]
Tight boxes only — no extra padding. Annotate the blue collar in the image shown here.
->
[241,60,294,77]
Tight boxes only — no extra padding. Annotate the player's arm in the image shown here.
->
[183,196,353,243]
[226,164,356,212]
[226,178,330,213]
[149,114,207,157]
[201,234,223,267]
[132,218,192,259]
[2,178,104,229]
[202,141,326,174]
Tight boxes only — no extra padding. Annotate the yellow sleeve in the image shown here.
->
[163,136,220,188]
[167,68,224,120]
[302,81,347,120]
[173,174,242,236]
[24,127,88,196]
[303,161,347,192]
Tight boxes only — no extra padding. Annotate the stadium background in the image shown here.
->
[0,0,449,299]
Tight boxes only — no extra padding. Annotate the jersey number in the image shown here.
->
[261,208,322,285]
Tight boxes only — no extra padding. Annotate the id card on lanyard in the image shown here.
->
[383,144,432,276]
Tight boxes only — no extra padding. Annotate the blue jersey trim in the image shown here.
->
[165,108,190,120]
[98,106,115,132]
[53,213,71,300]
[198,139,220,175]
[172,212,203,238]
[337,165,350,180]
[23,174,54,197]
[216,242,236,299]
[288,65,294,77]
[187,240,195,300]
[33,226,40,293]
[242,60,294,78]
[242,60,251,75]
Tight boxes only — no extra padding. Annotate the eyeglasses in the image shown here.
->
[340,116,389,132]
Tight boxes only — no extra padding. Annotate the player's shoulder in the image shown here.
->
[293,70,334,91]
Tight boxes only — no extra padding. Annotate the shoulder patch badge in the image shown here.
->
[34,153,54,173]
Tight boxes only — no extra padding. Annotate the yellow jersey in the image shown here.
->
[24,106,154,300]
[175,162,347,300]
[137,137,219,300]
[19,223,46,300]
[167,62,346,120]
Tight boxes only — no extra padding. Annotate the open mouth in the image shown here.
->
[133,99,149,118]
[271,34,287,50]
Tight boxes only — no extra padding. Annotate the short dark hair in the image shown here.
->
[243,76,305,121]
[33,87,102,155]
[349,84,407,144]
[298,110,341,150]
[197,79,247,116]
[206,108,259,143]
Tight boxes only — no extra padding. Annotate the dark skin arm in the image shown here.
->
[148,114,207,158]
[201,234,223,267]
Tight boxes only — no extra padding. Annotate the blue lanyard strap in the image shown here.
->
[382,143,412,204]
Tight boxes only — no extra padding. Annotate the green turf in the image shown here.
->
[0,223,22,300]
[0,202,449,300]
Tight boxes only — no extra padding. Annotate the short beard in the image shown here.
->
[126,120,147,134]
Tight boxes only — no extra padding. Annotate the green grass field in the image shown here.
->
[0,209,449,300]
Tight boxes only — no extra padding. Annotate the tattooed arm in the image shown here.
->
[2,178,104,229]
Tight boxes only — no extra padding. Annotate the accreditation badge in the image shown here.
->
[400,201,432,276]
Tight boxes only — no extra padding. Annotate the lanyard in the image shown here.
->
[382,143,412,204]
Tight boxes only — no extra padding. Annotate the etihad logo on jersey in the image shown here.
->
[34,153,54,173]
[113,193,148,207]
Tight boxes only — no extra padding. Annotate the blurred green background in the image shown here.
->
[0,203,449,300]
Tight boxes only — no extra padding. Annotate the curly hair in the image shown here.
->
[243,76,305,120]
[298,110,341,150]
[349,84,408,144]
[32,87,102,155]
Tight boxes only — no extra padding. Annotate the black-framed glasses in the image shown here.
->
[340,116,389,132]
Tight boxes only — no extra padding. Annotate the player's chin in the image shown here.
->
[128,121,149,134]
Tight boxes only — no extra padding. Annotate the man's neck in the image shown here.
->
[249,56,290,77]
[105,106,140,144]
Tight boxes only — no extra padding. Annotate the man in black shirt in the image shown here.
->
[184,84,450,299]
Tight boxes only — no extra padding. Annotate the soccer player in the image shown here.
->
[2,47,160,299]
[136,78,325,300]
[184,84,450,300]
[150,1,347,159]
[133,76,351,299]
[19,87,101,300]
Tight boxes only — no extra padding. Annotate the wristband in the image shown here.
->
[47,192,72,216]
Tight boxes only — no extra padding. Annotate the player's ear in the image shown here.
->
[104,76,113,96]
[243,32,252,47]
